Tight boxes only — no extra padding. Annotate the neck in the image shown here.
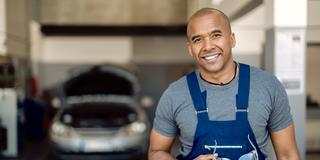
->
[200,61,237,85]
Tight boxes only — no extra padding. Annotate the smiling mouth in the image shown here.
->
[202,53,220,61]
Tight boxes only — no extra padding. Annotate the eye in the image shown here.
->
[211,33,221,39]
[192,37,202,44]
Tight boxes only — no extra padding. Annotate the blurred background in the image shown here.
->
[0,0,319,159]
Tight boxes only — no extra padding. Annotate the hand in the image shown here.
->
[193,153,218,160]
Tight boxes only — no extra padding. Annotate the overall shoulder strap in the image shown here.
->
[186,72,209,120]
[236,63,250,120]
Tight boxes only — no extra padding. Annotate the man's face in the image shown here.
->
[187,13,235,76]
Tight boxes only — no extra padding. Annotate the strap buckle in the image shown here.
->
[235,107,249,112]
[195,108,208,114]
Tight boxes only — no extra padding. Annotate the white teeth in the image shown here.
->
[204,54,219,60]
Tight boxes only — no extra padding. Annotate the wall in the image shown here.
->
[307,0,320,43]
[0,0,6,55]
[132,36,190,63]
[39,0,187,25]
[231,4,265,68]
[306,45,320,103]
[6,0,29,58]
[31,35,133,90]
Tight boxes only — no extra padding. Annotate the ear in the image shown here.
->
[231,32,236,48]
[187,41,194,57]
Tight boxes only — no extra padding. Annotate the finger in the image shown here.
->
[212,153,219,160]
[193,153,218,160]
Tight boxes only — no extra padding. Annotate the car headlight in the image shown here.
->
[129,121,147,134]
[50,121,75,138]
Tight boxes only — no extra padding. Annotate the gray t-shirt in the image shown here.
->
[153,65,293,159]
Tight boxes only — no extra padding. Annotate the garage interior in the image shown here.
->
[1,0,320,159]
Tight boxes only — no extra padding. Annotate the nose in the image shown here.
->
[203,37,214,52]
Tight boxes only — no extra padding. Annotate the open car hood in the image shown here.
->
[60,64,140,105]
[59,101,139,128]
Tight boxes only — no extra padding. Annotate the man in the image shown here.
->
[148,8,300,160]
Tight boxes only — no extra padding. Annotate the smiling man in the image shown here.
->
[186,8,235,85]
[148,8,300,160]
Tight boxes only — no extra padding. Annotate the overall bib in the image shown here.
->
[178,63,265,160]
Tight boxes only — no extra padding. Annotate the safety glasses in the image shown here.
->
[205,135,259,160]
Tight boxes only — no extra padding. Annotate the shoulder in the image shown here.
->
[163,74,190,97]
[247,64,288,106]
[157,73,194,113]
[248,65,283,88]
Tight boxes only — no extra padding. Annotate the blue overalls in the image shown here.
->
[178,63,265,160]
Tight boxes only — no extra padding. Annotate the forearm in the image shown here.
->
[276,152,300,160]
[271,124,300,160]
[277,155,300,160]
[148,150,176,160]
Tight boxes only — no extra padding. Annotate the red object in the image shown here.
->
[31,76,38,98]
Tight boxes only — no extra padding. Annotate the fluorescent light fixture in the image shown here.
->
[211,0,224,5]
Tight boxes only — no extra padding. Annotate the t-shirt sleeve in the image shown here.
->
[153,87,178,137]
[267,77,293,132]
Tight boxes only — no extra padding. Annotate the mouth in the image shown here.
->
[201,53,221,62]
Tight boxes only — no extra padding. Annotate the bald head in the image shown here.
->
[187,8,232,38]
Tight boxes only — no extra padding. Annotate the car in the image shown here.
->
[48,64,150,160]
